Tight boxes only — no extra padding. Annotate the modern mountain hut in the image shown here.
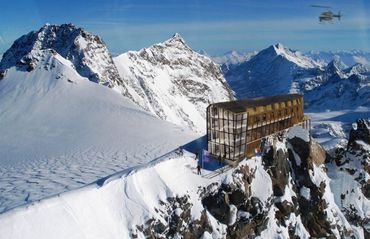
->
[206,94,310,164]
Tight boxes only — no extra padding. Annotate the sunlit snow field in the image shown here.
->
[307,106,370,151]
[0,57,198,213]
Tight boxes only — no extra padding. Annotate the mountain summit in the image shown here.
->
[225,43,322,98]
[0,23,122,87]
[114,34,234,132]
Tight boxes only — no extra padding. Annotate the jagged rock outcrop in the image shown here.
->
[347,118,370,150]
[0,23,124,89]
[186,126,368,238]
[331,119,370,236]
[134,195,214,239]
[201,165,269,239]
[114,33,234,132]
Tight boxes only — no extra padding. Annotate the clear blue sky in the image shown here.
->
[1,0,370,55]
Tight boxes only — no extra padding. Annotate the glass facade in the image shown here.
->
[207,105,247,161]
[207,95,306,162]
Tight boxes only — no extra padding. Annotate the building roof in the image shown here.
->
[211,94,303,113]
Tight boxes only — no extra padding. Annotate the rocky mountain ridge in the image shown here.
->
[224,43,324,99]
[222,43,370,111]
[122,125,370,238]
[0,23,124,89]
[0,25,234,133]
[114,33,234,133]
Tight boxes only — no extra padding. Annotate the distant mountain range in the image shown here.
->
[306,50,370,67]
[214,49,370,70]
[218,44,370,110]
[1,23,369,131]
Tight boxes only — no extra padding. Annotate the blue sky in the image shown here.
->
[1,0,370,55]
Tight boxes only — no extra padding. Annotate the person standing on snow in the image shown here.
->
[197,164,202,175]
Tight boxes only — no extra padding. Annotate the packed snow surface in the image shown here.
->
[0,51,197,213]
[0,151,226,239]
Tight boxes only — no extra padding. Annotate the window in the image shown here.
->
[212,107,218,116]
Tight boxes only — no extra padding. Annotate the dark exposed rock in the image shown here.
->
[229,189,247,206]
[263,148,289,197]
[202,188,231,224]
[275,200,294,219]
[347,119,370,150]
[288,136,328,169]
[138,195,202,238]
[363,180,370,199]
[186,210,213,238]
[0,69,5,79]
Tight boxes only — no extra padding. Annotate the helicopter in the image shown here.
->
[311,5,342,23]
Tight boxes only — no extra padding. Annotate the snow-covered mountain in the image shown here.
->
[0,48,197,213]
[213,50,257,66]
[0,23,125,89]
[1,23,369,238]
[114,33,234,133]
[306,50,370,68]
[224,43,323,98]
[1,125,369,238]
[212,50,257,74]
[1,25,235,133]
[222,43,370,112]
[305,64,370,110]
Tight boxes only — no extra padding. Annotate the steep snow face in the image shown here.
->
[225,43,323,98]
[114,34,234,133]
[0,50,197,213]
[0,23,123,88]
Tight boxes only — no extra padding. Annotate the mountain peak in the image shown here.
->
[172,32,182,39]
[274,43,285,50]
[165,33,188,48]
[327,58,347,71]
[0,23,122,87]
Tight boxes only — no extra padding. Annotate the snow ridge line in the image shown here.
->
[0,148,185,215]
[95,149,181,187]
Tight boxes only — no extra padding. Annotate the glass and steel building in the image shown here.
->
[206,94,309,163]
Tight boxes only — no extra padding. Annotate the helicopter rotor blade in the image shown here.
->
[310,4,331,8]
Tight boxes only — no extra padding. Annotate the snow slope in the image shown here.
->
[0,50,197,213]
[114,33,234,133]
[0,150,229,239]
[1,127,368,238]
